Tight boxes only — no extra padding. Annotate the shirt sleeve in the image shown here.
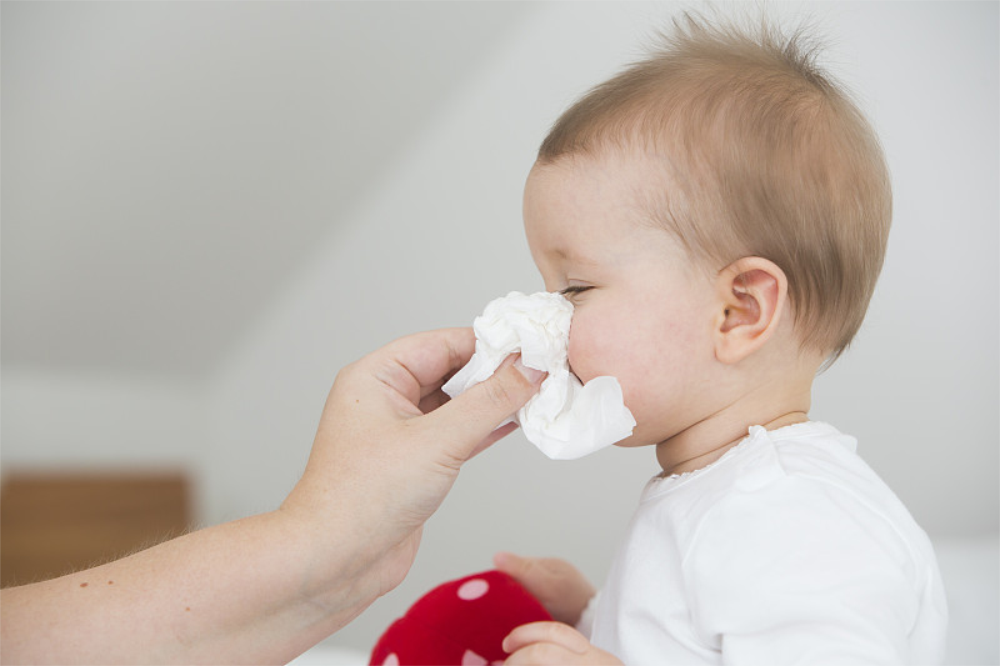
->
[682,475,923,666]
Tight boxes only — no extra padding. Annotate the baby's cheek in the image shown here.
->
[566,334,584,380]
[566,324,594,383]
[566,317,612,385]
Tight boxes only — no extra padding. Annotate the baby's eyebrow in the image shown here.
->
[551,247,601,267]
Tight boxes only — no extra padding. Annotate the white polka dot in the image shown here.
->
[461,649,488,665]
[382,653,400,666]
[457,578,490,600]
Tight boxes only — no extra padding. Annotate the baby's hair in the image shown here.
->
[539,10,891,363]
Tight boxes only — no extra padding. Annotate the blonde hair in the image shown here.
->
[538,12,891,362]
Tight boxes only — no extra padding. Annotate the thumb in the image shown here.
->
[494,552,550,601]
[494,551,532,581]
[425,355,545,461]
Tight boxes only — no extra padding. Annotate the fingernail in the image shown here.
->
[514,357,546,384]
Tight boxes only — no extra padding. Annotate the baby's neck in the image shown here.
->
[655,410,810,477]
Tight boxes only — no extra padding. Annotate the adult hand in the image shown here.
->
[283,327,547,602]
[503,622,623,665]
[494,552,596,627]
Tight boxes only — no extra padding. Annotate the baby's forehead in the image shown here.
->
[527,155,698,258]
[530,149,689,228]
[531,148,679,194]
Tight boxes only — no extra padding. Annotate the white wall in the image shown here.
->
[204,1,998,652]
[0,369,207,500]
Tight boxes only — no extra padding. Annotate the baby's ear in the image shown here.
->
[713,257,788,364]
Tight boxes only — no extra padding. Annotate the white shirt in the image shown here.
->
[587,422,948,665]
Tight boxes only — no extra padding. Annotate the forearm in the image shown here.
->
[0,329,541,665]
[1,508,374,665]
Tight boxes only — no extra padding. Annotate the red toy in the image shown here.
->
[370,570,552,666]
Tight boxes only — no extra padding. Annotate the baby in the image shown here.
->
[495,11,948,666]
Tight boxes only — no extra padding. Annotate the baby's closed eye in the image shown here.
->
[559,285,594,299]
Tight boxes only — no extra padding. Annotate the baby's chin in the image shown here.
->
[612,431,653,449]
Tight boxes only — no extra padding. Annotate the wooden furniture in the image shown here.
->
[0,473,191,587]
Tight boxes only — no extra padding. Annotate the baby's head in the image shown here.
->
[524,12,890,449]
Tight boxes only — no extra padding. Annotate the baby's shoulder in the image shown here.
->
[678,423,934,580]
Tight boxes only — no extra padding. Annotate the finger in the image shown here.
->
[493,551,533,583]
[363,328,476,407]
[417,387,450,415]
[494,552,554,599]
[503,622,589,656]
[504,643,576,666]
[469,421,519,459]
[395,328,475,389]
[420,355,545,462]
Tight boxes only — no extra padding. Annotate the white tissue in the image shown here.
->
[442,291,636,460]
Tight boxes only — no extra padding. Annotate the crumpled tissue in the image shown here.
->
[442,291,636,460]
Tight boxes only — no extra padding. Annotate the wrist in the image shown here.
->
[274,494,383,618]
[279,464,419,595]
